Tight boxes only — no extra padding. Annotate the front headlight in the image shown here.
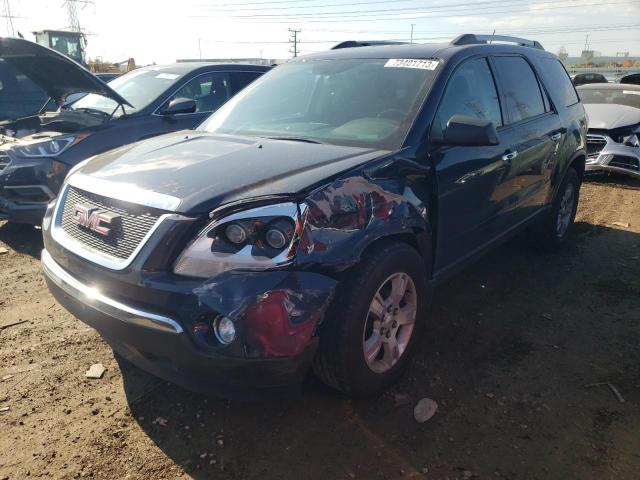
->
[14,133,90,158]
[173,202,305,279]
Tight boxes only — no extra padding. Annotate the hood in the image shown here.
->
[76,131,389,213]
[584,103,640,130]
[0,37,131,107]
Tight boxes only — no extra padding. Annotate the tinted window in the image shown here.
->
[230,71,262,94]
[542,59,579,107]
[573,73,607,86]
[169,72,230,113]
[493,56,545,123]
[435,57,502,132]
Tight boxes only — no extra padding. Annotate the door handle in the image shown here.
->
[502,151,518,162]
[550,132,562,142]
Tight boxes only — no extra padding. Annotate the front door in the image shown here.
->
[156,71,233,133]
[431,57,515,273]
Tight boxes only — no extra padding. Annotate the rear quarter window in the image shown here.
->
[541,58,579,107]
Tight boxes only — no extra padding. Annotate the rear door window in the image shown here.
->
[492,56,546,124]
[230,71,263,94]
[434,57,503,133]
[541,58,579,107]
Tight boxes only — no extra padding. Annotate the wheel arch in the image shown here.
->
[549,151,585,203]
[297,170,435,280]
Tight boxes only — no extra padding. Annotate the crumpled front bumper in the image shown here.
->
[586,134,640,178]
[0,196,49,224]
[41,248,337,398]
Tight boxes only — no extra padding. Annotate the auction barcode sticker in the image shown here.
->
[156,73,180,80]
[385,59,439,70]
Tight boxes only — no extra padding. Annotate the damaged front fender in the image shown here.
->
[296,163,433,271]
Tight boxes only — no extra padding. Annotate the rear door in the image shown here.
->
[229,71,264,95]
[431,56,514,272]
[490,55,563,220]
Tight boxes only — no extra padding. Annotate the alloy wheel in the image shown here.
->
[362,272,417,374]
[556,182,575,238]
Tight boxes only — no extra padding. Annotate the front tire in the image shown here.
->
[313,242,429,396]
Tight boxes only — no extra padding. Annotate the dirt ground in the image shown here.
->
[1,174,639,480]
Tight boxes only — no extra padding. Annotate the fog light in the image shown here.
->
[214,316,236,344]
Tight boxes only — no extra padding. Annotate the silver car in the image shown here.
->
[577,83,640,179]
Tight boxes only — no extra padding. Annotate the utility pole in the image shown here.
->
[2,0,15,37]
[289,28,300,58]
[410,24,415,44]
[198,38,202,60]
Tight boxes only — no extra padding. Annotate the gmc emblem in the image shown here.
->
[72,203,120,237]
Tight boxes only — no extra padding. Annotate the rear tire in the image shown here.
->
[313,241,429,396]
[530,167,581,251]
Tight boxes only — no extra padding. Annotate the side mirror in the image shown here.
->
[162,97,197,115]
[441,114,499,146]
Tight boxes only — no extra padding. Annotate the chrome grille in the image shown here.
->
[60,186,164,260]
[586,134,607,159]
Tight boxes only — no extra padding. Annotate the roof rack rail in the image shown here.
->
[451,34,544,50]
[331,40,408,50]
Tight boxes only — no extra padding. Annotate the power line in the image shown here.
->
[298,25,640,40]
[188,0,640,22]
[192,25,640,46]
[195,0,365,6]
[303,23,640,35]
[197,0,414,12]
[220,0,550,18]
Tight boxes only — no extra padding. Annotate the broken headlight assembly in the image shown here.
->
[13,133,90,158]
[173,202,305,278]
[624,132,640,148]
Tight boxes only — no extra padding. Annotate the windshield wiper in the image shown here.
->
[70,107,111,117]
[265,135,324,144]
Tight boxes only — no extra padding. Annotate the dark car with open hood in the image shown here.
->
[41,34,587,398]
[0,37,269,224]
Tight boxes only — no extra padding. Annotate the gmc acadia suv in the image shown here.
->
[41,35,587,397]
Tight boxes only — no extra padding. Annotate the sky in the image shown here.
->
[3,0,640,65]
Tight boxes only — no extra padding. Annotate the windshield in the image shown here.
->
[70,68,183,115]
[199,58,438,149]
[579,88,640,109]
